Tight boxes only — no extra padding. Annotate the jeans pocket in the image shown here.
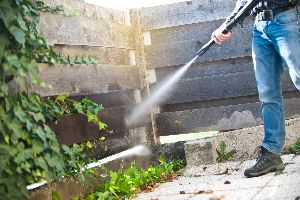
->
[274,9,298,25]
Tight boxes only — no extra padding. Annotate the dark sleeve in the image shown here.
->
[226,0,249,22]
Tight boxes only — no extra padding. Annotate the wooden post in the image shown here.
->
[130,9,160,144]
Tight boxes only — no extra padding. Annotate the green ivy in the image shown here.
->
[53,93,107,131]
[36,0,81,17]
[0,0,104,199]
[35,0,65,15]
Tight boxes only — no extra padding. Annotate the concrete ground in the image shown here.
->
[134,154,300,200]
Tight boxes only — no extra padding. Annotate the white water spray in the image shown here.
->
[126,55,199,125]
[27,145,151,190]
[84,145,151,170]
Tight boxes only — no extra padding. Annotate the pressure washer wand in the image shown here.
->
[197,0,259,57]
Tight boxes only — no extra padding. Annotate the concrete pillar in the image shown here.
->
[184,137,218,166]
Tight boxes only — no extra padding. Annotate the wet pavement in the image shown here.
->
[134,154,300,200]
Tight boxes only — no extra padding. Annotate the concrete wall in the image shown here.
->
[37,0,149,158]
[139,0,300,137]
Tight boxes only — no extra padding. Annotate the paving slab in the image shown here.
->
[189,188,262,200]
[135,194,192,200]
[292,155,300,163]
[252,185,300,200]
[134,155,300,200]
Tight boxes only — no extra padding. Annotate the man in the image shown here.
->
[212,0,300,178]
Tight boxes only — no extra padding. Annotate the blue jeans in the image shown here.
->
[252,6,300,155]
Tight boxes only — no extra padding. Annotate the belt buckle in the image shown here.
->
[258,9,274,21]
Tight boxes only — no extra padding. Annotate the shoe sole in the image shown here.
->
[244,163,285,178]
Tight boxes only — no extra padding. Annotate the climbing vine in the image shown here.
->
[0,0,103,199]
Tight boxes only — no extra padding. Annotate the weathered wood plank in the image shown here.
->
[161,95,260,113]
[43,0,126,24]
[35,64,141,96]
[53,106,146,145]
[145,19,253,68]
[39,13,134,48]
[153,71,296,105]
[155,98,300,136]
[70,90,138,108]
[161,91,300,113]
[54,45,130,65]
[148,18,252,45]
[155,57,253,82]
[92,127,147,159]
[140,0,237,30]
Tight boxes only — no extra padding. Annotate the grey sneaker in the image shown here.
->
[244,147,285,178]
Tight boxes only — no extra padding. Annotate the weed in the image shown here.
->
[216,141,237,162]
[274,169,284,176]
[78,156,184,200]
[290,138,300,155]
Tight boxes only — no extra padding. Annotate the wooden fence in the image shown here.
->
[139,0,300,137]
[38,0,148,158]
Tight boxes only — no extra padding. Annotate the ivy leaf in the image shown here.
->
[50,57,57,64]
[25,119,33,131]
[35,157,48,171]
[33,112,46,123]
[45,154,64,170]
[89,55,99,64]
[81,98,92,106]
[99,137,105,141]
[61,145,71,155]
[0,35,9,57]
[0,145,10,157]
[98,122,107,130]
[0,84,9,96]
[49,142,60,154]
[6,54,21,69]
[17,15,28,31]
[86,141,93,149]
[14,151,26,164]
[7,119,23,135]
[55,93,69,102]
[32,139,44,154]
[20,130,29,140]
[87,111,95,122]
[20,161,32,173]
[4,98,12,111]
[74,55,82,64]
[73,101,83,114]
[44,125,57,141]
[51,191,62,200]
[9,26,26,45]
[16,76,27,89]
[67,56,75,65]
[4,135,10,144]
[0,3,15,26]
[82,55,92,64]
[33,126,46,142]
